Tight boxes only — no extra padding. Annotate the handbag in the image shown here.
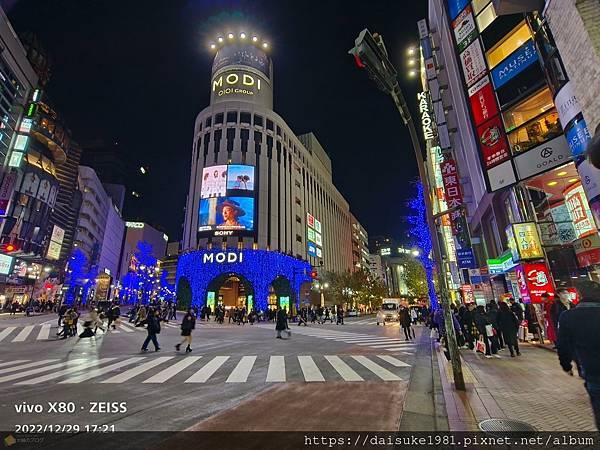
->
[476,336,486,353]
[485,324,494,337]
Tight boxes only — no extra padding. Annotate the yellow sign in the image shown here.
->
[507,222,544,261]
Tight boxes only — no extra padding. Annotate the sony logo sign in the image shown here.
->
[417,91,435,141]
[212,72,262,93]
[214,230,234,236]
[203,252,244,264]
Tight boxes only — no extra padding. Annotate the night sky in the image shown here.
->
[2,0,426,244]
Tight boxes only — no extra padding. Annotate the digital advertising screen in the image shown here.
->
[199,164,256,237]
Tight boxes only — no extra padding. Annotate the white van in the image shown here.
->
[376,299,400,325]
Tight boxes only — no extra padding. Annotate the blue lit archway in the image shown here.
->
[176,249,312,312]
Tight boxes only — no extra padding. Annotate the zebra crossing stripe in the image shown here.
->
[37,324,51,340]
[351,356,402,381]
[0,359,85,384]
[185,356,229,383]
[0,359,59,375]
[11,326,34,342]
[377,355,411,367]
[298,356,325,382]
[382,346,416,351]
[15,358,115,385]
[117,324,133,333]
[61,357,146,384]
[76,323,84,336]
[119,322,141,332]
[266,356,285,382]
[364,342,415,348]
[0,360,29,369]
[226,356,256,383]
[324,355,364,381]
[101,357,174,384]
[0,327,16,342]
[143,357,202,383]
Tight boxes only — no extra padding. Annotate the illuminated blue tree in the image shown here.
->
[119,240,159,305]
[64,248,88,305]
[406,181,438,310]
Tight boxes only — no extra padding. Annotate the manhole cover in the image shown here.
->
[479,418,537,434]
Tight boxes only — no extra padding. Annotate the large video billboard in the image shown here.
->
[199,165,256,237]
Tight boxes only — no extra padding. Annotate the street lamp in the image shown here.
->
[350,28,465,391]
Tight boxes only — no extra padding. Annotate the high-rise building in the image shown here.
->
[350,213,370,271]
[120,221,167,281]
[179,31,355,312]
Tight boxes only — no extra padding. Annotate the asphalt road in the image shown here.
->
[0,311,427,446]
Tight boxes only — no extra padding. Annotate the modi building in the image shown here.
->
[179,32,358,313]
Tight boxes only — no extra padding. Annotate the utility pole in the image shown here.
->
[349,29,465,390]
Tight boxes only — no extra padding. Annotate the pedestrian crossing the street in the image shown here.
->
[0,354,410,386]
[258,326,417,353]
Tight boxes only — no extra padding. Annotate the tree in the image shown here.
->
[119,240,159,305]
[398,256,428,300]
[407,181,438,309]
[64,248,88,305]
[320,268,388,309]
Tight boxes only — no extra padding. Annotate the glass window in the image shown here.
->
[226,111,238,123]
[214,113,223,124]
[254,114,263,127]
[205,116,212,127]
[240,112,251,124]
[476,2,497,32]
[266,119,274,131]
[502,88,554,131]
[472,0,491,15]
[507,109,562,154]
[486,22,532,69]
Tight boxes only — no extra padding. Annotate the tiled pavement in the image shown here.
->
[436,340,596,431]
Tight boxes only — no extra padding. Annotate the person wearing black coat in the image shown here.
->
[487,301,504,350]
[557,281,600,430]
[176,309,196,353]
[399,307,414,340]
[141,309,162,352]
[497,302,520,357]
[275,308,290,339]
[474,305,498,357]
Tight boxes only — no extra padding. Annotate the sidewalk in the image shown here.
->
[436,339,596,431]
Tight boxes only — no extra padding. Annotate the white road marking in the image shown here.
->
[298,356,325,382]
[0,360,29,369]
[11,325,34,342]
[377,355,411,367]
[101,357,174,383]
[265,356,286,382]
[185,356,229,383]
[15,358,115,385]
[382,346,417,351]
[143,357,202,383]
[324,355,364,381]
[0,360,86,384]
[226,356,256,383]
[0,359,59,375]
[61,357,146,384]
[37,324,51,340]
[351,355,402,381]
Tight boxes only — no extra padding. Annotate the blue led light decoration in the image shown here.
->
[64,248,88,305]
[407,181,438,310]
[119,241,160,305]
[176,249,312,311]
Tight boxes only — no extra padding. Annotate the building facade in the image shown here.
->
[350,213,370,271]
[179,32,355,312]
[120,221,167,281]
[421,0,600,306]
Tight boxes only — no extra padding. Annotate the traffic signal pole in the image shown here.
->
[350,29,465,391]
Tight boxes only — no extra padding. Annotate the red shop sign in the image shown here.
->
[468,76,499,127]
[515,262,555,304]
[477,115,510,169]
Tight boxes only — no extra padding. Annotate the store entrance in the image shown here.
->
[206,273,254,311]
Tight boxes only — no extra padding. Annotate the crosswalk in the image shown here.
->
[0,354,410,385]
[264,326,418,353]
[0,319,184,343]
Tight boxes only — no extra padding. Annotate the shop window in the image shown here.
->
[507,109,562,154]
[214,113,223,125]
[472,0,491,15]
[502,88,554,132]
[476,2,497,33]
[486,21,531,69]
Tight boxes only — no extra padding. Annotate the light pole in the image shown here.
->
[350,29,465,390]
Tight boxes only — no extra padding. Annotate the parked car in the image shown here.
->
[346,309,358,317]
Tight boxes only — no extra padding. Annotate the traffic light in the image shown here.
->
[1,242,20,253]
[348,29,398,95]
[310,270,318,279]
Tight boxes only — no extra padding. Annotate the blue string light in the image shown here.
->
[64,248,87,305]
[407,181,438,310]
[176,249,312,311]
